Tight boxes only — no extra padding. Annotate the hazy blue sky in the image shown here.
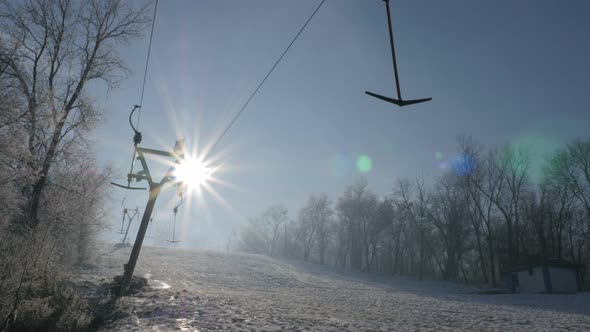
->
[94,0,590,248]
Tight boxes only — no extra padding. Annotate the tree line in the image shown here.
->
[238,137,590,287]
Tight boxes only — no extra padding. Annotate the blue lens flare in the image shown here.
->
[452,155,475,176]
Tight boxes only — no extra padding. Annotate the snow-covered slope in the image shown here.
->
[84,244,590,331]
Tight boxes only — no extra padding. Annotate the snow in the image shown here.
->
[79,244,590,331]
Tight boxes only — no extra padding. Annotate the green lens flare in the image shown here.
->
[435,152,444,161]
[357,155,372,173]
[510,134,561,183]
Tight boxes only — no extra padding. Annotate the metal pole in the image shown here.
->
[119,184,161,295]
[383,0,402,101]
[147,217,153,238]
[171,210,177,243]
[119,208,126,234]
[121,209,135,244]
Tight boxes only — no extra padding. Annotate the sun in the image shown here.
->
[173,156,211,188]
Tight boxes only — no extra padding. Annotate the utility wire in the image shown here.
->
[209,0,326,153]
[136,0,159,130]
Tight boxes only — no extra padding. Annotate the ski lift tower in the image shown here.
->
[113,139,188,295]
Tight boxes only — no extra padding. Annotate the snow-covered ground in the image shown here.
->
[79,244,590,331]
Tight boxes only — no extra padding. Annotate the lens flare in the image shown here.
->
[174,157,211,188]
[451,155,475,176]
[357,155,373,173]
[438,161,449,170]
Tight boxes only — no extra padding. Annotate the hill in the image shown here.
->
[77,244,590,331]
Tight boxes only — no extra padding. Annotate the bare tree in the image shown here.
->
[0,0,150,227]
[296,202,316,261]
[394,177,440,280]
[240,205,288,256]
[429,173,470,280]
[542,145,589,264]
[239,218,268,254]
[458,136,497,285]
[336,178,372,271]
[500,144,530,263]
[380,197,405,275]
[358,192,378,272]
[265,205,287,257]
[301,193,333,264]
[333,212,350,269]
[459,139,522,284]
[564,140,590,225]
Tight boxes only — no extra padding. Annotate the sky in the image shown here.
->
[93,0,590,249]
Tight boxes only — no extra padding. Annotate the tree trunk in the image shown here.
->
[507,220,515,266]
[419,229,424,281]
[28,110,71,227]
[474,224,488,283]
[350,222,362,271]
[487,234,496,288]
[394,231,401,275]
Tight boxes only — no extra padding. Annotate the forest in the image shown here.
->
[239,137,590,287]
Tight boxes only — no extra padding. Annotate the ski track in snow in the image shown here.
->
[82,244,590,331]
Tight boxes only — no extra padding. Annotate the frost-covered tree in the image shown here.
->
[0,0,150,228]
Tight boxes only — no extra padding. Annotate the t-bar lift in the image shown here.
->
[365,0,431,107]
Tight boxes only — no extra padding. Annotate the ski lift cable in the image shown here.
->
[112,0,159,192]
[136,0,159,130]
[209,0,326,154]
